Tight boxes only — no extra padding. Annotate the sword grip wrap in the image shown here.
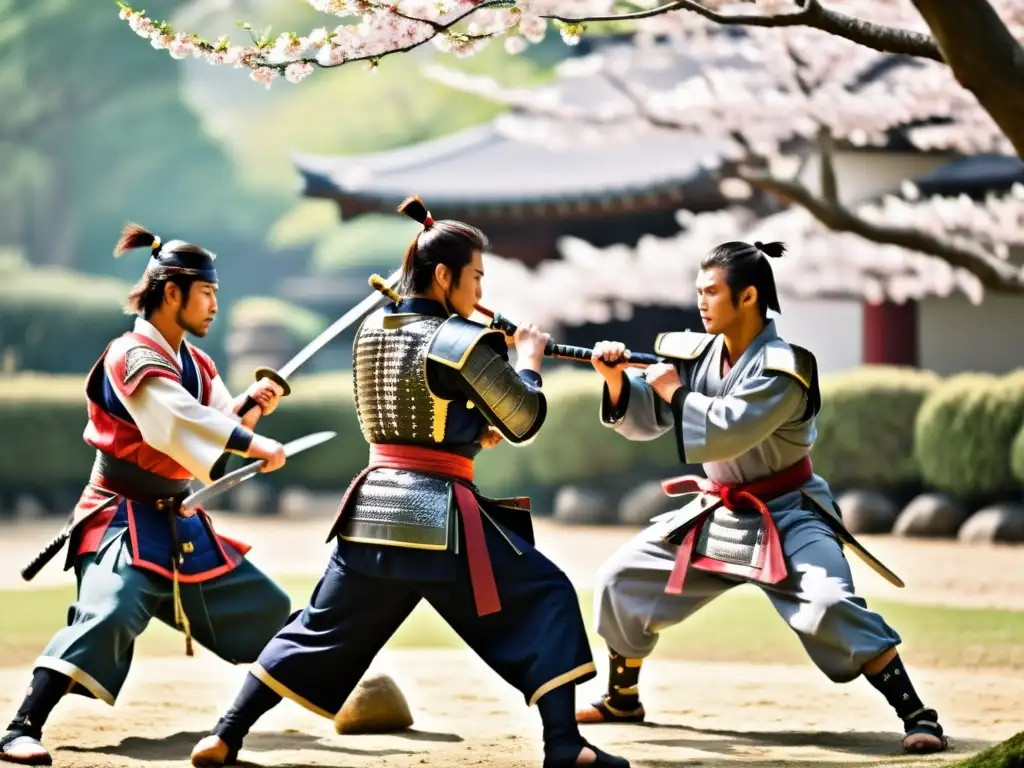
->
[237,366,292,419]
[254,366,291,397]
[21,528,70,582]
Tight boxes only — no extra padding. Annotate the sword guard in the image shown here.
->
[254,366,292,397]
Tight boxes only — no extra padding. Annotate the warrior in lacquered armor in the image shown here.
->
[191,197,630,768]
[576,241,948,755]
[0,224,293,766]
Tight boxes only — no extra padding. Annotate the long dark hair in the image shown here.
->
[700,240,785,318]
[396,196,489,295]
[116,222,216,318]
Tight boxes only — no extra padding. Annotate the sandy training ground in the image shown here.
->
[2,515,1022,767]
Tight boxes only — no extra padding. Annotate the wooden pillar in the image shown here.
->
[862,300,919,366]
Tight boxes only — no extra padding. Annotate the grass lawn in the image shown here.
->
[4,576,1024,671]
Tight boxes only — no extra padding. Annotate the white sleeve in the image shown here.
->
[208,375,242,421]
[114,376,253,485]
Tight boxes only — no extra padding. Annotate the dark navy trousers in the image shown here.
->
[251,522,597,718]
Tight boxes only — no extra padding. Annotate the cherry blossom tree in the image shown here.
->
[114,0,1024,295]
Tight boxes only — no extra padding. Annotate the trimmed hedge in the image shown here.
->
[0,264,134,374]
[0,368,679,498]
[1012,418,1024,486]
[3,366,1023,505]
[812,366,941,493]
[915,370,1024,502]
[0,375,91,493]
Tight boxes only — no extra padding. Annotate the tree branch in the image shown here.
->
[739,167,1024,292]
[589,68,1023,292]
[909,0,1024,156]
[544,0,944,62]
[817,125,839,204]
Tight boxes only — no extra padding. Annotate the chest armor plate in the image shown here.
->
[352,313,448,445]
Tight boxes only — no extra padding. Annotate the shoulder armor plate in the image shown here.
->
[762,342,814,389]
[763,341,820,418]
[654,331,715,361]
[429,317,545,444]
[427,316,503,370]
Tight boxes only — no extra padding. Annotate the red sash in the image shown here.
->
[661,456,813,594]
[334,444,500,617]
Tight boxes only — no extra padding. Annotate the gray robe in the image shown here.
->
[593,320,902,683]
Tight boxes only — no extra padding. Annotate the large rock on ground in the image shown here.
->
[835,490,897,534]
[892,492,967,538]
[957,503,1024,544]
[618,481,677,526]
[554,486,614,525]
[334,673,414,735]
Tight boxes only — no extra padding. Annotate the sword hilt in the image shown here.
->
[369,274,402,303]
[21,527,71,581]
[489,313,664,368]
[238,366,292,418]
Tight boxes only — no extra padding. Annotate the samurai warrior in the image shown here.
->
[190,197,629,768]
[576,241,947,755]
[1,224,293,766]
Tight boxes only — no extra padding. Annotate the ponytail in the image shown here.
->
[395,195,488,295]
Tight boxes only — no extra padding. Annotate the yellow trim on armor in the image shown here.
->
[624,657,643,668]
[420,321,452,443]
[34,657,115,706]
[654,331,715,361]
[527,661,597,707]
[431,396,449,442]
[251,663,335,720]
[426,325,503,371]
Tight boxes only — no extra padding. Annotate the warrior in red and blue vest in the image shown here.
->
[189,197,630,768]
[1,223,294,766]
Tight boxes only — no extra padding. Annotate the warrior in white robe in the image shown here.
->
[1,224,292,766]
[576,240,947,756]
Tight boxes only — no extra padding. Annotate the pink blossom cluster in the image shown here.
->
[117,1,532,88]
[470,182,1024,326]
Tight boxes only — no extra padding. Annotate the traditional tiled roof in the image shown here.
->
[292,40,731,212]
[293,121,729,211]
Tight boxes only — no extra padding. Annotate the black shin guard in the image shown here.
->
[537,684,585,764]
[864,654,926,720]
[605,650,642,709]
[212,673,283,751]
[7,668,71,736]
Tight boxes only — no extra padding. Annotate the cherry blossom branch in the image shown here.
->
[582,66,1024,292]
[115,1,519,87]
[545,0,944,62]
[909,0,1024,156]
[738,167,1024,291]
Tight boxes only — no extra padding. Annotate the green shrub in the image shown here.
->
[1012,418,1024,487]
[475,368,681,496]
[915,370,1024,502]
[0,368,683,499]
[0,260,135,373]
[0,375,91,492]
[812,366,941,492]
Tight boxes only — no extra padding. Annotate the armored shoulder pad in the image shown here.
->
[762,341,820,418]
[427,315,504,370]
[106,335,180,397]
[654,330,715,361]
[428,316,546,444]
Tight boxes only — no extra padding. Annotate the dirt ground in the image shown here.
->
[3,514,1023,767]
